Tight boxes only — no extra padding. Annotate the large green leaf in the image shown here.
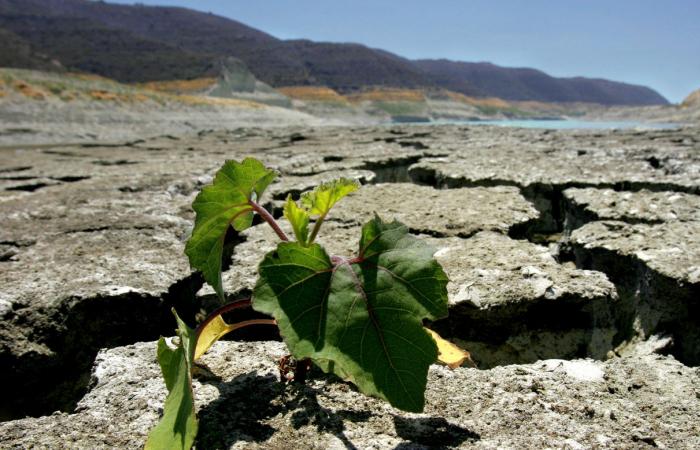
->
[253,216,448,412]
[145,311,198,450]
[185,158,276,299]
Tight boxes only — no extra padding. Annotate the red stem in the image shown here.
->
[195,297,252,338]
[225,318,277,331]
[249,199,289,242]
[331,255,364,266]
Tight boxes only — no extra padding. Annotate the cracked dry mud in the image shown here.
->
[1,124,699,448]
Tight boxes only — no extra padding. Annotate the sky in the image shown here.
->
[108,0,700,103]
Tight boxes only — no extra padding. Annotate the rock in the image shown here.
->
[681,88,700,108]
[562,183,700,366]
[408,127,700,234]
[571,220,700,364]
[263,137,431,182]
[0,146,215,418]
[205,57,293,108]
[427,232,617,367]
[0,226,195,418]
[431,232,614,308]
[2,340,699,449]
[331,183,539,237]
[571,220,700,285]
[538,359,605,382]
[408,128,700,194]
[564,187,700,226]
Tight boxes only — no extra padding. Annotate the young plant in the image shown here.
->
[145,158,470,449]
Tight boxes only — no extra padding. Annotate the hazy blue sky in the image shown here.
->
[109,0,699,103]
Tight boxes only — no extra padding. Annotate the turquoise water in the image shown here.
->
[431,119,679,130]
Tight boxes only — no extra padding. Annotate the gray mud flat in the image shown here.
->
[1,124,699,448]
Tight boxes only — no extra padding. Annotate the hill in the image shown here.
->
[0,27,64,72]
[0,6,218,82]
[0,0,669,105]
[0,68,322,144]
[681,88,700,108]
[414,60,669,106]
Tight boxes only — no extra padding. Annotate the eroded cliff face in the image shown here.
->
[1,124,699,448]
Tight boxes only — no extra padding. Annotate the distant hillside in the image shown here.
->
[0,0,669,105]
[681,88,700,108]
[0,27,63,71]
[414,60,669,106]
[0,10,217,82]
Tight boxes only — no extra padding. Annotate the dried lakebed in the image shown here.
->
[1,124,699,448]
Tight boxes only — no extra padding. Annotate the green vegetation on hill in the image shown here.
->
[0,16,216,82]
[0,27,62,72]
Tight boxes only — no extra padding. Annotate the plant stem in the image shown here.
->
[307,214,325,244]
[195,297,251,338]
[226,318,277,333]
[294,358,313,384]
[332,255,364,266]
[249,199,289,241]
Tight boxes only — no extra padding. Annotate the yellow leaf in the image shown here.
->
[425,328,473,369]
[194,315,236,360]
[194,314,276,361]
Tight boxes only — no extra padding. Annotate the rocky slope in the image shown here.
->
[0,124,698,448]
[0,68,324,145]
[141,57,292,108]
[682,88,700,108]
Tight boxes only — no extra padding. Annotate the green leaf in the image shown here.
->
[283,195,310,245]
[145,311,198,450]
[185,158,276,299]
[300,178,359,217]
[253,216,448,412]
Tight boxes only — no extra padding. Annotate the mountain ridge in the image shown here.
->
[413,59,669,106]
[0,0,669,105]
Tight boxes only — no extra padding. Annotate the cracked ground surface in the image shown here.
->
[1,124,699,447]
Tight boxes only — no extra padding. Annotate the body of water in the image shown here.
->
[430,119,679,130]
